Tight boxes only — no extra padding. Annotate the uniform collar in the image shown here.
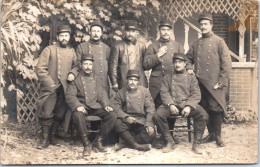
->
[202,32,214,38]
[159,37,170,43]
[124,38,137,45]
[90,38,101,45]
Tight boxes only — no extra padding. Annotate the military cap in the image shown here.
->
[198,13,213,22]
[57,24,71,34]
[159,20,173,29]
[90,20,103,31]
[81,53,94,62]
[173,53,187,61]
[125,20,139,30]
[127,69,140,79]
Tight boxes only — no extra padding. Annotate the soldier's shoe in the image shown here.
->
[192,143,203,154]
[216,136,224,147]
[37,138,49,149]
[49,134,57,145]
[201,133,215,143]
[133,143,151,151]
[162,142,176,153]
[93,136,107,152]
[83,145,91,156]
[115,139,127,151]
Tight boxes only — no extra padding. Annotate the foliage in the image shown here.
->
[0,0,162,117]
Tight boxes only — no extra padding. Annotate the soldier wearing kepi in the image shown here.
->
[65,53,117,156]
[36,25,77,149]
[153,53,208,154]
[186,13,231,147]
[113,70,156,151]
[74,20,110,92]
[144,20,184,108]
[109,20,148,92]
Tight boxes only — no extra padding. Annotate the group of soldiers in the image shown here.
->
[35,13,231,156]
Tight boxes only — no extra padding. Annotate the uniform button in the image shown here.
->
[85,92,87,94]
[198,57,199,59]
[83,82,85,84]
[127,96,129,99]
[207,63,209,65]
[208,51,210,53]
[209,44,211,46]
[206,69,209,72]
[93,92,96,93]
[100,71,102,72]
[197,69,200,72]
[183,97,185,98]
[138,97,140,99]
[172,86,174,87]
[161,60,164,62]
[128,103,130,105]
[89,45,92,47]
[100,52,102,53]
[207,57,210,58]
[89,51,92,53]
[100,58,102,60]
[173,98,176,99]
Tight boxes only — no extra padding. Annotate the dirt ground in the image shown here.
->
[0,120,258,165]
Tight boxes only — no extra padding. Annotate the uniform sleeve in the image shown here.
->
[108,44,120,86]
[112,91,130,119]
[97,78,110,108]
[70,44,82,76]
[184,75,201,109]
[65,81,83,112]
[144,88,155,127]
[69,49,79,76]
[36,47,55,87]
[218,40,232,86]
[143,43,161,70]
[160,74,174,106]
[186,43,195,70]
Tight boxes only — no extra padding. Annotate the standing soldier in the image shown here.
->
[65,54,117,156]
[186,13,232,147]
[36,25,77,149]
[113,70,156,151]
[153,53,208,154]
[109,20,147,92]
[143,20,184,108]
[75,20,110,92]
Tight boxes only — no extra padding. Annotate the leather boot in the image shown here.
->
[201,133,215,143]
[119,131,151,151]
[49,120,60,145]
[162,134,176,153]
[82,134,91,156]
[92,136,107,152]
[216,135,224,147]
[37,125,50,149]
[192,131,203,154]
[115,138,127,151]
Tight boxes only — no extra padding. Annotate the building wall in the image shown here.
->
[229,63,257,112]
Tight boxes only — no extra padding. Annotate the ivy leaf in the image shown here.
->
[42,25,50,32]
[76,24,83,30]
[27,4,41,16]
[44,12,51,17]
[113,35,122,41]
[111,22,117,28]
[75,37,82,42]
[64,3,72,9]
[150,0,160,10]
[82,35,90,42]
[69,19,76,24]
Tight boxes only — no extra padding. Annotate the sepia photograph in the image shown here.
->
[0,0,258,165]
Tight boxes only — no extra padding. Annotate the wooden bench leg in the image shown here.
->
[187,117,192,143]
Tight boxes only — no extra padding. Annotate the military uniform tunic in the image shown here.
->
[143,38,184,107]
[75,40,110,91]
[36,43,77,120]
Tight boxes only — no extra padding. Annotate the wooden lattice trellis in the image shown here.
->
[160,0,258,23]
[17,79,40,123]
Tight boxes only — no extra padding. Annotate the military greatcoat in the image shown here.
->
[143,38,184,101]
[36,43,77,119]
[186,32,231,115]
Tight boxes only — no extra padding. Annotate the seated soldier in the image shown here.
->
[113,70,156,151]
[65,53,117,156]
[153,53,208,154]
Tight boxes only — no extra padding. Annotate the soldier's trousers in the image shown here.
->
[73,108,117,138]
[199,83,224,136]
[153,105,208,142]
[115,119,156,144]
[38,86,67,126]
